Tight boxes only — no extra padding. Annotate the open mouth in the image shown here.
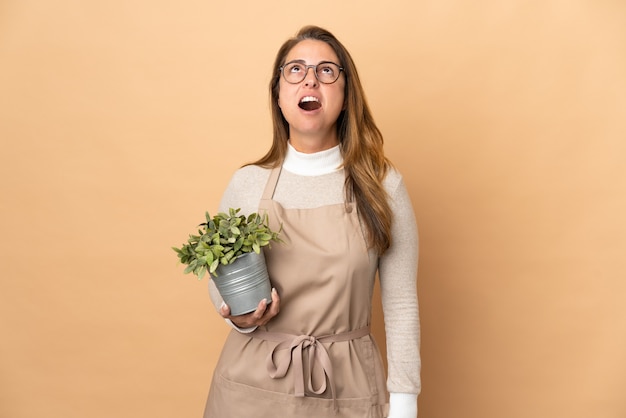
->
[298,96,321,111]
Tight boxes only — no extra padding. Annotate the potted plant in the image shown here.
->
[173,208,282,315]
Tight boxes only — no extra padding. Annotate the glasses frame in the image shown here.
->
[279,60,345,85]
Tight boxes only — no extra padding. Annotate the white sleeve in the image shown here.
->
[387,392,418,418]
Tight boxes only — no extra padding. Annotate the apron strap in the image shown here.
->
[251,326,371,412]
[261,165,282,201]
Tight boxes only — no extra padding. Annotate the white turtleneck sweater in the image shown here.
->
[210,143,420,417]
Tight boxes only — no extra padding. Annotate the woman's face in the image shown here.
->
[278,39,345,151]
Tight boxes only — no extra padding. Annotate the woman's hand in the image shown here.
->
[220,287,280,328]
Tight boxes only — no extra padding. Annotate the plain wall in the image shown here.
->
[1,1,625,417]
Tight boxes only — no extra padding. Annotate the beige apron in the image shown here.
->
[204,166,388,417]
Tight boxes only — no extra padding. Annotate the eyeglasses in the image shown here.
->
[279,60,344,84]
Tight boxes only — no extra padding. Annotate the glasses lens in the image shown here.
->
[316,63,340,84]
[283,62,306,83]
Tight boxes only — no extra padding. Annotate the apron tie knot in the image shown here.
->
[252,326,370,412]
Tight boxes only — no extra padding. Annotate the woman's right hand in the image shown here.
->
[219,287,280,328]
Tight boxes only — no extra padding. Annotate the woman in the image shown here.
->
[204,25,420,418]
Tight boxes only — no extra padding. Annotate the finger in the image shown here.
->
[219,302,231,318]
[256,289,280,326]
[251,298,268,320]
[271,287,280,303]
[267,288,280,316]
[230,299,267,328]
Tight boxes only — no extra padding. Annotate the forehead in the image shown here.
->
[285,39,340,64]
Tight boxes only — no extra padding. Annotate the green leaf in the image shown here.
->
[197,266,206,280]
[211,233,220,245]
[212,245,224,258]
[209,259,219,274]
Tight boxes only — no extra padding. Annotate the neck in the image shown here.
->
[289,133,339,154]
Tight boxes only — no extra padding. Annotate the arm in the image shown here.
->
[379,174,421,417]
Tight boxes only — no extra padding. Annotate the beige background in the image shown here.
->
[1,1,625,417]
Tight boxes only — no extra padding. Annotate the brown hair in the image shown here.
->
[251,25,393,255]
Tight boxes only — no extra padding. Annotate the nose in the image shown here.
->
[303,66,318,87]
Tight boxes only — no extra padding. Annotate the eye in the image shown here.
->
[318,65,335,76]
[287,63,305,73]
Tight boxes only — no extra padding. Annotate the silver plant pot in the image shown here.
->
[210,251,272,316]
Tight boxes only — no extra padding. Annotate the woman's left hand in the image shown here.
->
[220,287,280,328]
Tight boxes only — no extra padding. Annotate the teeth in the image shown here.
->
[300,96,319,103]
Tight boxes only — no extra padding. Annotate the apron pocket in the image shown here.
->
[206,373,383,418]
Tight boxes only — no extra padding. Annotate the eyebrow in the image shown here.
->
[284,59,342,66]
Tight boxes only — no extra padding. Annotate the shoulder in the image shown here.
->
[230,164,271,183]
[382,165,405,196]
[382,164,415,216]
[225,164,273,193]
[219,165,272,214]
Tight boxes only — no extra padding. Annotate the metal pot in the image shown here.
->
[210,251,272,316]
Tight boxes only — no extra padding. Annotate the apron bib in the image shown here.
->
[204,166,388,417]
